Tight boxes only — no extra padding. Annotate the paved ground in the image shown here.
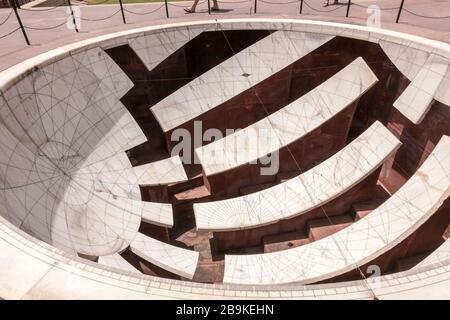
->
[0,0,449,71]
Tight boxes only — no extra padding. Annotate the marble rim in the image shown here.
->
[0,18,449,299]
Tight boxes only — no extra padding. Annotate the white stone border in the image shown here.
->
[0,18,449,300]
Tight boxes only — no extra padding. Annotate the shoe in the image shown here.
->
[211,7,220,11]
[184,8,195,13]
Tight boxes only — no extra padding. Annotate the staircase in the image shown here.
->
[307,214,354,241]
[262,184,391,253]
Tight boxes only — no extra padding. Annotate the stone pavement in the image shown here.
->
[0,0,449,71]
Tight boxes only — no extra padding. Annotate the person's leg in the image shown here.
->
[186,0,200,12]
[212,0,219,9]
